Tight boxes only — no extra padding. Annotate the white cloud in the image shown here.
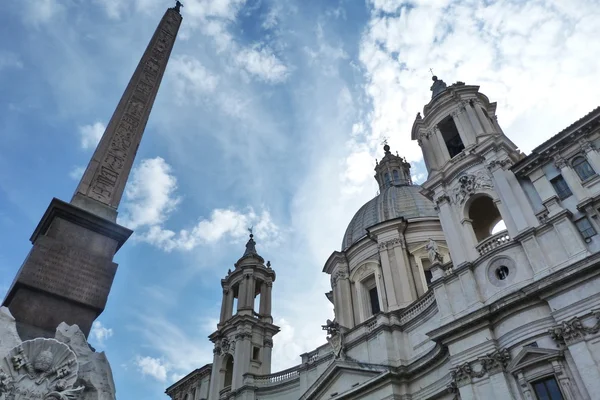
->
[90,321,113,347]
[140,207,280,252]
[135,356,169,382]
[169,55,219,104]
[236,46,289,83]
[78,122,105,150]
[68,166,85,180]
[119,157,180,230]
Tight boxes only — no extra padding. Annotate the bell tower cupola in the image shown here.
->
[375,144,413,191]
[207,233,280,399]
[412,77,538,267]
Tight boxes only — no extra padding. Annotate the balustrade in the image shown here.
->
[476,230,511,256]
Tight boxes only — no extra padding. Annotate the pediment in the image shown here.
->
[300,360,387,400]
[507,347,562,373]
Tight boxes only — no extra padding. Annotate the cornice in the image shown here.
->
[427,251,600,343]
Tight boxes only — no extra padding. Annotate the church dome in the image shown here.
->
[342,184,437,250]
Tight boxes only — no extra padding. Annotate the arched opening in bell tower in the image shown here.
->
[438,116,465,158]
[222,354,234,389]
[467,195,504,242]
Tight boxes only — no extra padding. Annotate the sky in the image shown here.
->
[1,0,600,398]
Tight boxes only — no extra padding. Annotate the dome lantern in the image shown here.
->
[374,144,413,192]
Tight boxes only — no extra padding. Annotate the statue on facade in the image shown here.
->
[430,76,447,98]
[426,238,443,264]
[322,320,346,359]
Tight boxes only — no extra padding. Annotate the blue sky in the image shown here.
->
[1,0,600,398]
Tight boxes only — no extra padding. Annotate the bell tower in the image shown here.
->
[207,234,279,399]
[412,77,539,266]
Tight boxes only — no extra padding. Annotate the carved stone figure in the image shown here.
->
[174,1,183,13]
[426,239,443,264]
[430,76,447,98]
[452,171,493,204]
[322,320,345,359]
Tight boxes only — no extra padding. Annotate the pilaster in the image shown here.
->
[555,156,587,201]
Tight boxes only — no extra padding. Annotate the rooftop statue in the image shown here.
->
[430,75,447,98]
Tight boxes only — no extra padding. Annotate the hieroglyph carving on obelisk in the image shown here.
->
[72,7,182,219]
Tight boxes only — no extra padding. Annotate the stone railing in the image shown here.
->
[399,290,435,325]
[476,230,511,256]
[254,365,301,387]
[366,318,378,332]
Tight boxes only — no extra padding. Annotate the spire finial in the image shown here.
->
[381,137,390,153]
[429,67,435,76]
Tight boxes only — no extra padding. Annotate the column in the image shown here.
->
[460,218,481,259]
[452,111,475,146]
[264,282,273,322]
[530,169,563,217]
[262,338,273,374]
[520,233,549,274]
[434,127,452,162]
[565,341,600,396]
[219,288,229,323]
[418,136,436,172]
[465,102,485,136]
[437,196,469,265]
[393,243,418,306]
[237,278,248,312]
[258,282,268,315]
[458,268,481,306]
[490,167,529,234]
[232,334,251,390]
[489,372,516,399]
[246,275,256,312]
[433,284,452,318]
[337,275,354,327]
[208,350,222,400]
[224,290,234,320]
[458,383,477,400]
[379,244,400,310]
[555,157,587,201]
[474,103,495,133]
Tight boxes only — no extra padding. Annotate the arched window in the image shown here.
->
[392,170,400,184]
[572,156,595,181]
[468,195,504,242]
[384,173,391,187]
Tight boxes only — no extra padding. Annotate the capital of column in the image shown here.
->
[554,155,568,170]
[549,310,600,346]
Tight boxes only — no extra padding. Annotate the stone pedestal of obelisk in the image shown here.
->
[3,5,182,342]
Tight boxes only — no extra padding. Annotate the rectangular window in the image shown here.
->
[424,269,433,286]
[532,376,564,400]
[575,217,597,241]
[369,287,380,315]
[252,346,260,360]
[439,116,465,158]
[550,175,572,200]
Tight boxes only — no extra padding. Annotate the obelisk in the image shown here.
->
[3,4,183,340]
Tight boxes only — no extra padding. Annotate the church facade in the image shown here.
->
[166,79,600,400]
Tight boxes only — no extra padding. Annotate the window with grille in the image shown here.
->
[575,217,597,240]
[572,156,595,181]
[550,175,572,200]
[532,376,564,400]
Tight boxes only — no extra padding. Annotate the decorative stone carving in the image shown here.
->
[549,311,600,345]
[426,238,443,264]
[450,348,511,388]
[0,338,83,399]
[579,139,595,153]
[486,158,512,171]
[331,269,349,288]
[554,156,568,170]
[322,320,345,360]
[451,171,493,204]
